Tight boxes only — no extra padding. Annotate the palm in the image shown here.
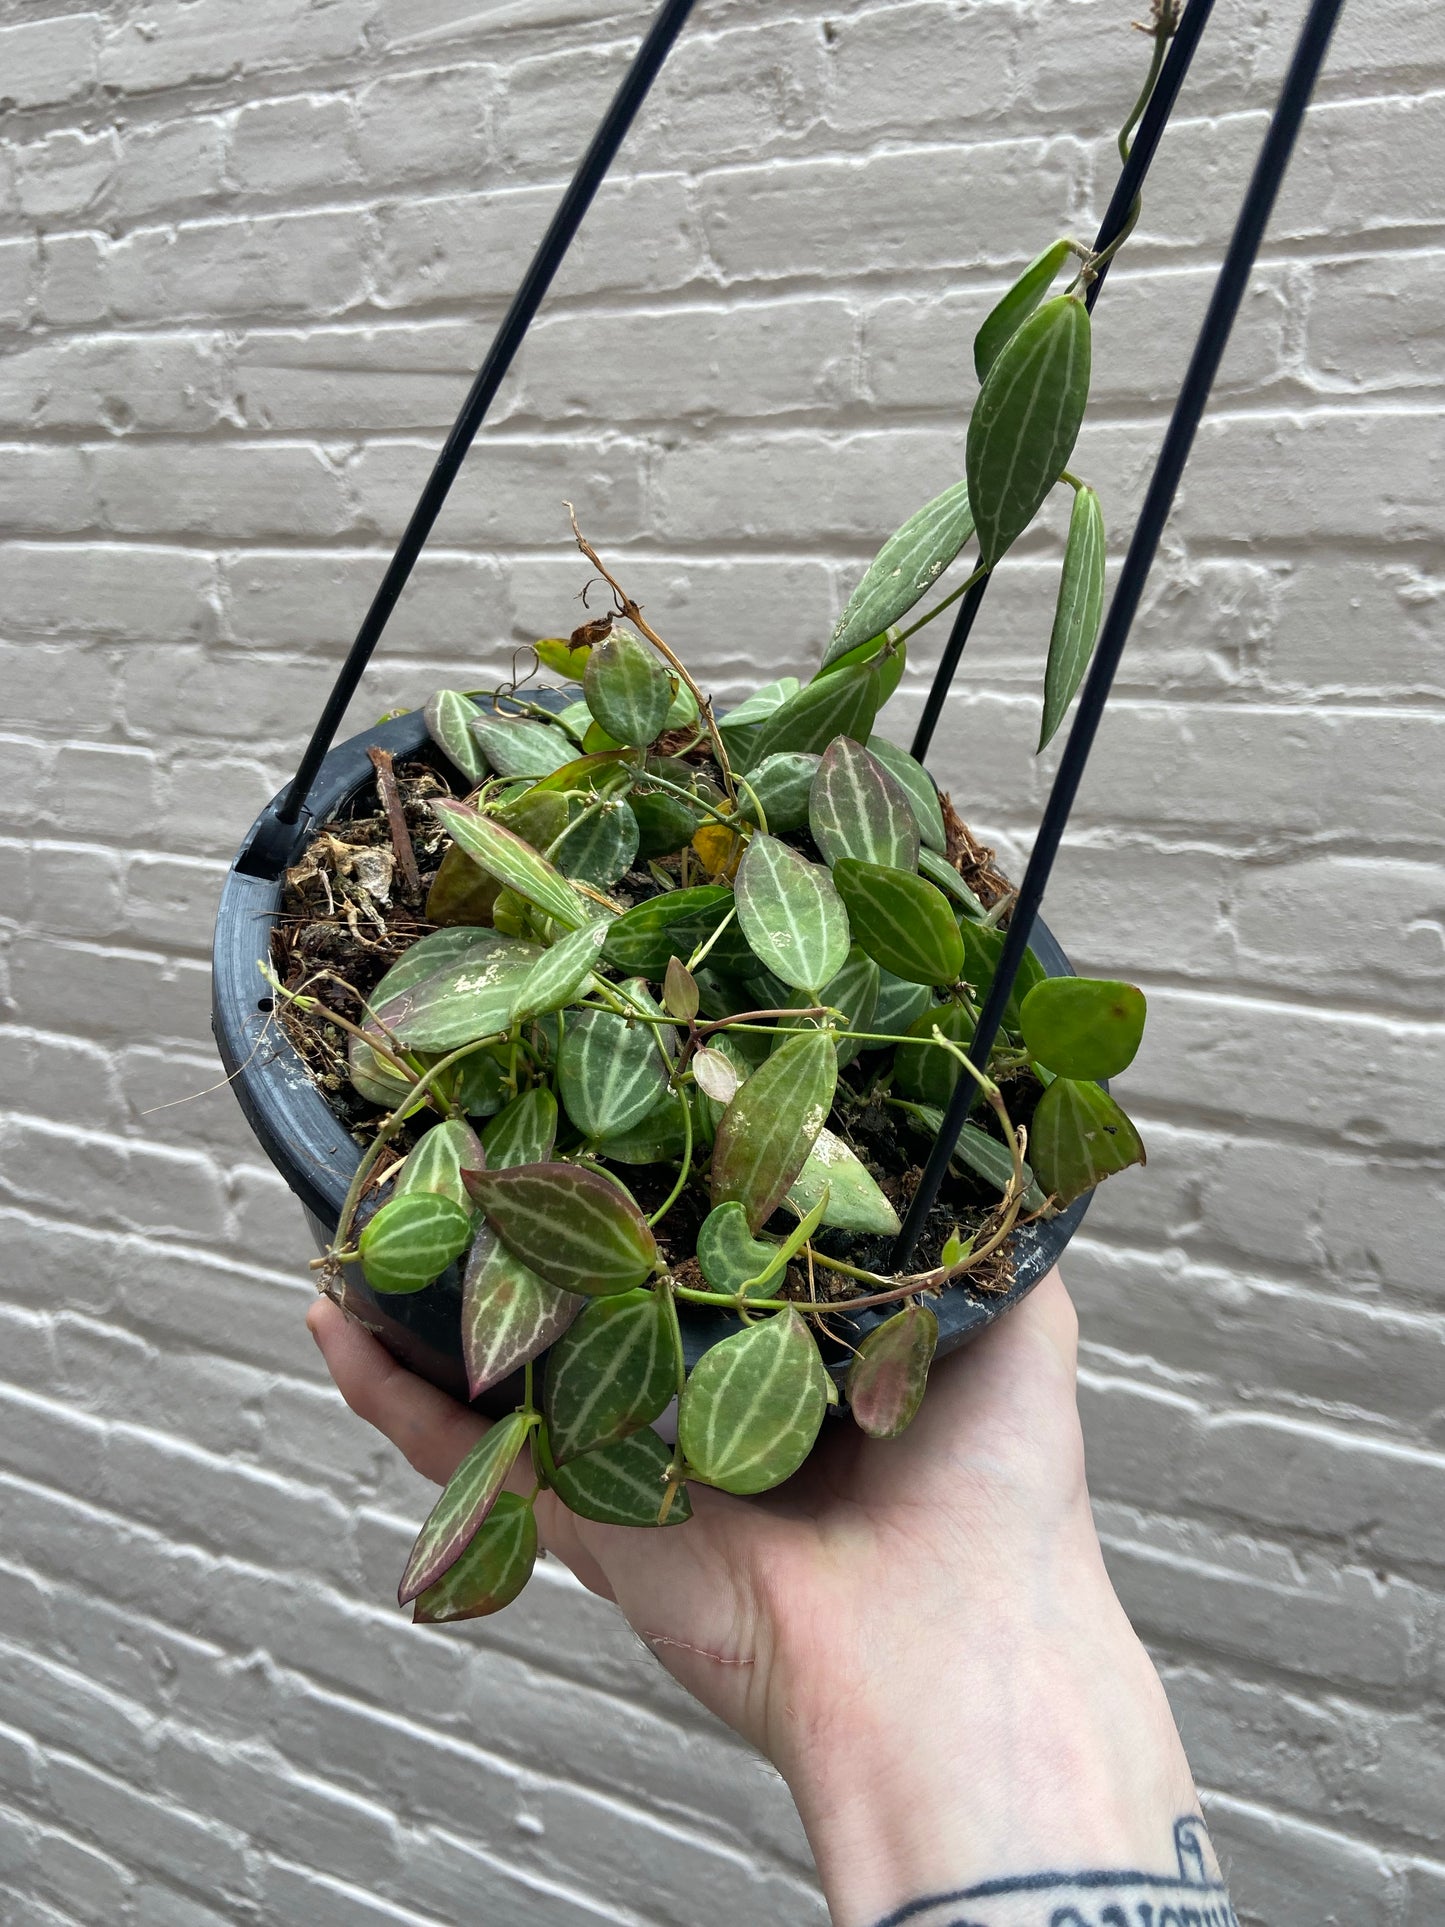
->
[309,1269,1086,1768]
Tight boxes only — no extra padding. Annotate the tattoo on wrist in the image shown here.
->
[870,1816,1236,1927]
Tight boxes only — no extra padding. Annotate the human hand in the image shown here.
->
[308,1273,1205,1926]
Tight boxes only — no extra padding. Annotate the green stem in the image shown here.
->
[1117,2,1175,163]
[686,906,738,973]
[632,764,740,833]
[647,1092,694,1228]
[543,774,630,864]
[734,774,769,836]
[895,562,991,644]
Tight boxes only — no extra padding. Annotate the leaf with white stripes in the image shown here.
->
[784,1127,899,1236]
[358,1191,473,1296]
[602,884,734,976]
[824,479,975,669]
[737,751,820,834]
[510,921,609,1027]
[397,1411,532,1604]
[558,1006,672,1141]
[678,1309,827,1495]
[867,735,947,854]
[481,1087,558,1169]
[468,1162,658,1295]
[432,798,595,932]
[424,689,488,781]
[781,946,879,1070]
[1030,1076,1145,1207]
[371,927,508,1008]
[584,629,675,747]
[375,935,543,1051]
[918,847,987,921]
[545,1426,691,1527]
[711,1028,836,1232]
[748,658,883,764]
[461,1224,584,1398]
[967,293,1091,569]
[543,1288,674,1465]
[973,238,1073,382]
[412,1491,537,1622]
[809,737,920,872]
[734,833,849,993]
[555,796,640,889]
[832,859,964,986]
[845,1305,937,1439]
[1040,484,1106,751]
[470,713,576,778]
[392,1118,484,1214]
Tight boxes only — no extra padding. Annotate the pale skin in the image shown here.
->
[308,1271,1231,1927]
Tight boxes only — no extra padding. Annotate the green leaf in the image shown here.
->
[392,1118,483,1214]
[1040,484,1106,751]
[558,1006,672,1141]
[957,921,1046,1027]
[845,1305,937,1438]
[358,1191,473,1295]
[470,713,577,778]
[950,1120,1046,1213]
[720,677,800,728]
[412,1490,537,1622]
[809,737,920,872]
[543,1424,691,1526]
[481,1087,558,1169]
[510,921,609,1027]
[1030,1077,1146,1206]
[918,847,987,920]
[602,884,734,975]
[711,1028,836,1232]
[426,841,504,926]
[1019,976,1146,1081]
[469,1161,658,1295]
[556,697,597,744]
[523,748,628,798]
[737,751,820,834]
[592,1088,691,1163]
[749,659,882,763]
[871,969,934,1039]
[893,998,974,1106]
[866,735,947,854]
[535,636,595,679]
[664,677,699,727]
[832,859,964,985]
[973,238,1074,382]
[798,944,880,1070]
[734,833,850,993]
[543,1288,674,1464]
[493,784,570,853]
[371,927,503,1008]
[696,1201,786,1295]
[462,1225,583,1397]
[375,936,544,1051]
[433,798,594,931]
[677,1309,828,1494]
[554,796,639,888]
[785,1127,900,1235]
[631,789,699,859]
[825,479,976,668]
[584,629,674,747]
[424,690,488,781]
[663,955,699,1022]
[398,1411,531,1604]
[967,293,1092,569]
[347,1033,419,1110]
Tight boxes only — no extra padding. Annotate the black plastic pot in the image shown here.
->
[212,708,1090,1410]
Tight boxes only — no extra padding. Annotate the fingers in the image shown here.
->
[307,1297,485,1487]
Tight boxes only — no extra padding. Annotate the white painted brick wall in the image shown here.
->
[1,1,1442,1921]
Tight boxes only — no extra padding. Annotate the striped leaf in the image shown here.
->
[871,970,934,1039]
[393,1118,484,1214]
[592,1089,690,1164]
[555,698,595,743]
[397,1411,532,1605]
[967,293,1092,569]
[554,796,639,888]
[809,737,920,872]
[711,1028,836,1232]
[867,735,947,854]
[358,1191,473,1296]
[543,1288,674,1465]
[470,713,576,778]
[918,848,987,921]
[558,1007,671,1141]
[785,1127,899,1236]
[845,1305,937,1438]
[1040,484,1106,751]
[734,833,849,993]
[454,1050,504,1118]
[348,1034,416,1111]
[958,920,1046,1026]
[824,479,975,668]
[601,884,733,976]
[423,690,488,781]
[1029,1077,1146,1207]
[696,1201,784,1295]
[1020,976,1146,1081]
[677,1309,827,1495]
[426,841,504,927]
[736,751,820,834]
[782,946,879,1070]
[949,1119,1046,1213]
[749,659,882,763]
[376,936,543,1051]
[893,998,974,1107]
[412,1491,537,1622]
[494,784,569,852]
[584,629,675,747]
[432,799,594,931]
[461,1224,583,1398]
[544,1426,690,1527]
[973,237,1073,381]
[469,1162,658,1296]
[631,789,698,859]
[511,921,609,1026]
[523,749,628,798]
[720,676,800,729]
[481,1087,558,1169]
[371,927,505,1008]
[832,859,964,986]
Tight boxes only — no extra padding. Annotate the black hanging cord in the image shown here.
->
[238,0,698,878]
[892,0,1346,1269]
[908,0,1216,767]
